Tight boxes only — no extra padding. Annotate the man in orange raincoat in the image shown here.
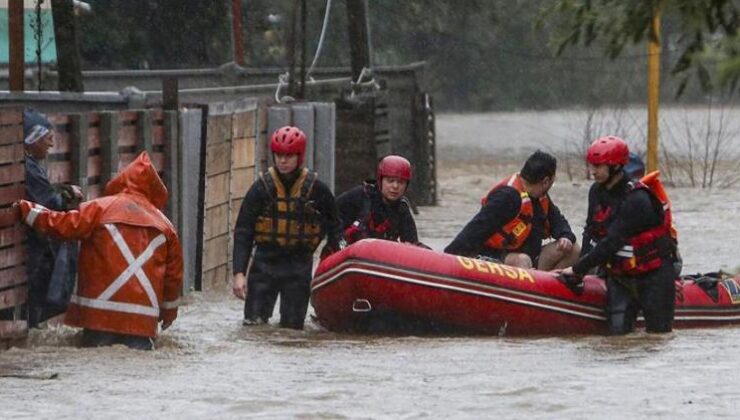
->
[16,151,183,350]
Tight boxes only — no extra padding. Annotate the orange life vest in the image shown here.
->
[481,173,551,250]
[254,167,323,250]
[608,171,677,275]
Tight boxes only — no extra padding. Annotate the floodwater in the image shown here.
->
[3,109,740,418]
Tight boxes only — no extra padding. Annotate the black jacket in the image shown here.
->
[232,168,341,275]
[444,186,576,260]
[336,182,418,243]
[573,176,664,276]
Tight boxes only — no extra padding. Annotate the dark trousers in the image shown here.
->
[244,254,313,329]
[81,329,154,351]
[26,242,64,328]
[606,260,676,335]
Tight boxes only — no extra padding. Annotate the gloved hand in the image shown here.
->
[343,221,365,244]
[556,270,584,295]
[320,242,341,260]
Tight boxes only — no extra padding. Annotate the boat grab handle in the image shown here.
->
[352,299,372,313]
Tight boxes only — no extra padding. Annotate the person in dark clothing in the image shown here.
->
[22,108,83,328]
[232,126,341,329]
[562,136,677,335]
[445,150,579,270]
[336,155,419,246]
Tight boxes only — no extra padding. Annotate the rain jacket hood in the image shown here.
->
[104,151,168,210]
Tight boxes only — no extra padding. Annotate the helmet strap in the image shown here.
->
[605,165,624,187]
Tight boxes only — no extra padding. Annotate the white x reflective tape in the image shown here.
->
[70,294,160,317]
[25,204,46,226]
[100,224,166,309]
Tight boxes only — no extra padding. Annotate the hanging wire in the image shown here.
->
[276,0,332,102]
[306,0,332,81]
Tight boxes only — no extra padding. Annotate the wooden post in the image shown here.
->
[137,111,153,156]
[51,0,84,92]
[646,5,661,173]
[164,111,180,230]
[299,0,307,99]
[162,77,179,111]
[346,0,371,82]
[286,0,300,98]
[231,0,245,66]
[99,112,120,185]
[70,114,89,195]
[8,0,25,92]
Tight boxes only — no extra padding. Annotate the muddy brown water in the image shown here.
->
[3,110,740,418]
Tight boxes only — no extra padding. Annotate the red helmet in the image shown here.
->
[377,155,412,183]
[271,126,307,165]
[586,136,629,166]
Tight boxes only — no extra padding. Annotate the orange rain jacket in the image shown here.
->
[18,152,183,338]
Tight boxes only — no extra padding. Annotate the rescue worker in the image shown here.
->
[561,136,677,335]
[232,126,341,329]
[336,155,419,246]
[22,108,83,327]
[444,150,579,270]
[16,151,183,350]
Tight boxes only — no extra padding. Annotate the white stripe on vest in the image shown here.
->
[71,223,167,317]
[615,244,634,258]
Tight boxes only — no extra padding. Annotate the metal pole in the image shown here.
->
[231,0,245,65]
[9,0,25,92]
[647,5,661,173]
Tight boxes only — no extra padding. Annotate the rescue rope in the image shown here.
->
[349,66,380,98]
[274,71,291,103]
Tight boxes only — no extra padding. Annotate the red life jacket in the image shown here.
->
[586,204,613,243]
[608,171,677,275]
[481,173,551,251]
[343,183,405,245]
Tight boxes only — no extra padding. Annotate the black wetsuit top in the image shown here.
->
[232,169,340,275]
[336,182,418,243]
[573,176,664,276]
[444,186,576,261]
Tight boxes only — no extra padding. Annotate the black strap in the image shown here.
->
[295,171,318,244]
[259,170,280,245]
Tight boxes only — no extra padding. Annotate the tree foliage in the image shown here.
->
[77,0,230,69]
[543,0,740,95]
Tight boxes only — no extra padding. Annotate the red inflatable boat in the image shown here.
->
[311,239,740,335]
